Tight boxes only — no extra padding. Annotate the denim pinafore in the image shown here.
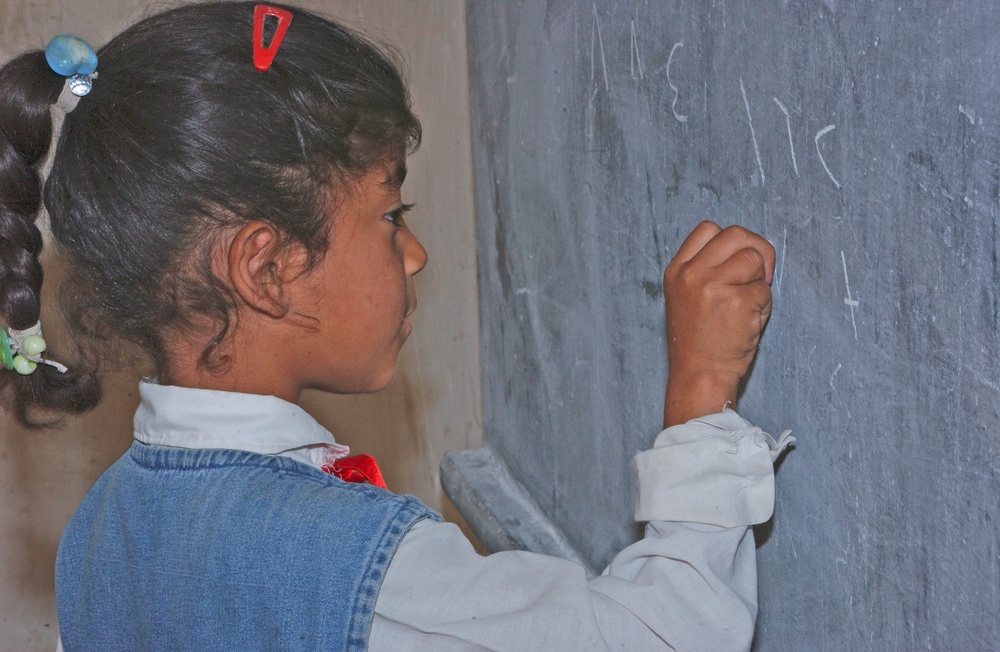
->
[56,442,438,651]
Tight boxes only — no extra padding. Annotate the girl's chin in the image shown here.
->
[316,362,402,395]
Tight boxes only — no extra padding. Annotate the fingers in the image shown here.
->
[691,225,776,285]
[715,247,767,286]
[719,279,773,333]
[671,221,722,267]
[744,279,773,321]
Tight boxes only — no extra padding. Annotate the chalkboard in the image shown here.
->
[444,1,1000,648]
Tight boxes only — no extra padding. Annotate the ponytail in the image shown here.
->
[0,52,100,426]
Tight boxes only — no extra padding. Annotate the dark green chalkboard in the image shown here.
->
[447,2,1000,647]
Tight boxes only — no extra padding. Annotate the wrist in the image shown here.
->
[663,368,739,428]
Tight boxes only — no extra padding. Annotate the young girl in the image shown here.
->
[0,2,791,650]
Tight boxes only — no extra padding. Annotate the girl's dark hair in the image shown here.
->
[0,2,421,426]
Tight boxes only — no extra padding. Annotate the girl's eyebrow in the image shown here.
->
[384,161,408,190]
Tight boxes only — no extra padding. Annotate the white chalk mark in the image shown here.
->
[815,124,842,189]
[740,78,765,185]
[666,42,688,123]
[959,104,976,125]
[629,21,644,80]
[591,4,609,91]
[829,362,851,418]
[586,86,598,138]
[774,97,800,177]
[589,9,595,81]
[829,363,842,393]
[967,362,1000,393]
[776,225,787,297]
[841,250,858,340]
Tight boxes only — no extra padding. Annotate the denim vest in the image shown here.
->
[56,442,438,651]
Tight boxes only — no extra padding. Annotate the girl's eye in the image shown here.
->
[385,203,414,226]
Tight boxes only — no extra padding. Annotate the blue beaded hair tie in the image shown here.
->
[45,34,98,112]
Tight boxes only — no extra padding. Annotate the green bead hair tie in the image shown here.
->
[3,323,68,375]
[0,329,13,371]
[12,355,37,375]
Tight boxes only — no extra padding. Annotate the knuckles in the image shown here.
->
[722,225,775,267]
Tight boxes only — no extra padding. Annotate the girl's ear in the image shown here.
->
[226,221,307,319]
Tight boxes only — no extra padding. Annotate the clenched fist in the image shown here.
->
[662,222,775,428]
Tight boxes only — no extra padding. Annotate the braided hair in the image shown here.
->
[0,53,100,425]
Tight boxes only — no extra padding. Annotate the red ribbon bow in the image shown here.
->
[321,454,387,490]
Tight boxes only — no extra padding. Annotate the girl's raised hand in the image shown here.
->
[662,222,776,428]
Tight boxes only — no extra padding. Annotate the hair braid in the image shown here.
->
[0,52,100,426]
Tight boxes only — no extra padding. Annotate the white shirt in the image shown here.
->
[61,381,792,651]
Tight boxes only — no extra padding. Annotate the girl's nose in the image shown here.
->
[404,229,428,275]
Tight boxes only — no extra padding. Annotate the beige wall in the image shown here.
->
[0,2,480,650]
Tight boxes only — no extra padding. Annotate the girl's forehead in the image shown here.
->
[334,161,404,198]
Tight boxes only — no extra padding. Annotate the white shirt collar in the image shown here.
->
[134,381,339,458]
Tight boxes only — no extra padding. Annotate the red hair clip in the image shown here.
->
[253,5,293,72]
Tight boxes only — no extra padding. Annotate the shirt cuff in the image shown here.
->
[632,410,794,528]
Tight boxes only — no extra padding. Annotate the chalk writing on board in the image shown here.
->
[666,42,688,123]
[829,362,842,397]
[774,97,800,178]
[958,104,978,125]
[815,124,842,189]
[828,362,852,418]
[591,4,609,92]
[587,87,599,139]
[629,21,644,81]
[580,26,851,192]
[776,225,788,298]
[740,78,766,185]
[841,250,859,340]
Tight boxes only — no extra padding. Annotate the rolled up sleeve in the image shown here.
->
[370,411,793,651]
[633,410,795,527]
